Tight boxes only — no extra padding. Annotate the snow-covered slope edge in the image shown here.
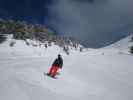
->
[0,35,83,58]
[107,35,133,49]
[100,34,133,55]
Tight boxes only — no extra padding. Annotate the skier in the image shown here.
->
[47,54,63,77]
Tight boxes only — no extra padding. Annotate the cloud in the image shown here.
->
[48,0,133,47]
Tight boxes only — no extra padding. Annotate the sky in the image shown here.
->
[0,0,52,24]
[0,0,133,48]
[48,0,133,47]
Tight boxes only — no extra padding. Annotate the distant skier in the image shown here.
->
[47,54,63,77]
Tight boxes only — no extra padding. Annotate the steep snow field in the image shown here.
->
[0,35,133,100]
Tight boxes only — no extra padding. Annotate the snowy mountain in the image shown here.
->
[0,19,81,53]
[0,34,133,100]
[102,34,133,54]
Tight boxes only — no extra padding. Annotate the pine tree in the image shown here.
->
[130,46,133,54]
[132,36,133,41]
[0,34,6,43]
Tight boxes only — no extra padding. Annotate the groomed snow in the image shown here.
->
[0,35,133,100]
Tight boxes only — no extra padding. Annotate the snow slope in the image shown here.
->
[102,34,133,54]
[0,35,133,100]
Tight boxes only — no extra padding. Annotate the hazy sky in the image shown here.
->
[48,0,133,47]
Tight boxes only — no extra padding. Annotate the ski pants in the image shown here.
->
[48,65,59,77]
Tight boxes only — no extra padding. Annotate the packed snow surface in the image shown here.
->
[0,35,133,100]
